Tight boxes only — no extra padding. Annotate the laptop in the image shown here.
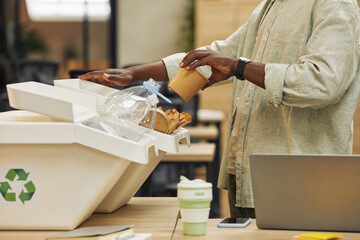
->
[250,154,360,232]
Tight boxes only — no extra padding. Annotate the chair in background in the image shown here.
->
[16,59,59,85]
[0,63,11,112]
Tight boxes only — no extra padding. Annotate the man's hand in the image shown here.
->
[179,50,238,89]
[78,69,134,87]
[78,61,170,87]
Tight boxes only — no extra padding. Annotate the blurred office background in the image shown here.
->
[0,0,359,217]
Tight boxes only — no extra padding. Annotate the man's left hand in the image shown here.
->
[180,50,238,89]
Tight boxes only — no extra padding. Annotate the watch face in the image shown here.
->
[235,57,252,80]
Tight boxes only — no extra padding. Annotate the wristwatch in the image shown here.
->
[235,57,252,80]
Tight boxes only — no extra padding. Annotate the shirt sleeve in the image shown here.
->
[199,20,249,58]
[265,0,360,109]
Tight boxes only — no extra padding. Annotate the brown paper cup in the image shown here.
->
[169,68,208,102]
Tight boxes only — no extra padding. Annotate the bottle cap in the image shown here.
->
[143,79,172,104]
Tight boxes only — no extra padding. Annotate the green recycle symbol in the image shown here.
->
[0,169,36,204]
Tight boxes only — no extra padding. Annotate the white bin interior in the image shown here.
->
[1,81,190,229]
[6,81,157,164]
[54,79,191,153]
[7,81,97,122]
[54,79,118,110]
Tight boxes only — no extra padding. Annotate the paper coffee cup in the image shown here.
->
[177,176,212,236]
[169,68,208,102]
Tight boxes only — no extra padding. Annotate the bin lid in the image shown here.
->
[7,81,97,123]
[54,79,118,110]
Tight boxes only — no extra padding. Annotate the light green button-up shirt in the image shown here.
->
[163,0,360,207]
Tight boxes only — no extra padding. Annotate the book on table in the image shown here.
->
[46,225,134,240]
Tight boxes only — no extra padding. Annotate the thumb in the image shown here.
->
[201,78,217,90]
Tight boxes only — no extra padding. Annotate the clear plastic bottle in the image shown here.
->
[83,79,171,141]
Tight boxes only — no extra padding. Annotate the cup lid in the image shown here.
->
[177,176,212,189]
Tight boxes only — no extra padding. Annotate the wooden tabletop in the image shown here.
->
[1,197,359,240]
[0,197,179,240]
[185,125,219,140]
[172,219,360,240]
[197,109,225,123]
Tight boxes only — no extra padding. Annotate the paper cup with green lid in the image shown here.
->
[177,176,212,236]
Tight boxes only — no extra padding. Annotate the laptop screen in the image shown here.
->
[250,154,360,232]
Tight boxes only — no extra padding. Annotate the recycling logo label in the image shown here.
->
[0,168,36,205]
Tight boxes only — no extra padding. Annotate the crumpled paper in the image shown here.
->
[155,107,192,134]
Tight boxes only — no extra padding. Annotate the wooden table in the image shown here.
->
[172,219,360,240]
[197,109,225,124]
[0,197,179,240]
[1,197,359,240]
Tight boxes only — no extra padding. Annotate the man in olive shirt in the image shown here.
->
[80,0,360,218]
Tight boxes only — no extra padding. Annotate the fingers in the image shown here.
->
[103,73,132,86]
[78,69,118,81]
[180,50,213,68]
[201,79,217,90]
[78,72,107,85]
[78,70,103,81]
[78,69,133,87]
[187,58,212,71]
[201,68,224,90]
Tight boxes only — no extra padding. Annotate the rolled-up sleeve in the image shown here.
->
[264,63,287,106]
[162,53,186,81]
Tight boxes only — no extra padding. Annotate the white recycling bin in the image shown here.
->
[54,79,191,213]
[0,81,190,230]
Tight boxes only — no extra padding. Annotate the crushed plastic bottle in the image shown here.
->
[82,78,172,141]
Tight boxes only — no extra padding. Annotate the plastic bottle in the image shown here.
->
[83,79,171,141]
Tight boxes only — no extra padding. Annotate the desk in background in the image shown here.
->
[195,109,225,217]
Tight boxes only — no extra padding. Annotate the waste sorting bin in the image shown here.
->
[55,79,191,213]
[0,80,190,230]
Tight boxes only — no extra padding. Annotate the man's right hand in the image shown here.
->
[78,69,134,87]
[78,61,169,87]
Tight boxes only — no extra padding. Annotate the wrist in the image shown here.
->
[235,57,252,80]
[127,66,141,83]
[230,58,238,76]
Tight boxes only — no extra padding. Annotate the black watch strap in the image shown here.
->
[235,58,251,80]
